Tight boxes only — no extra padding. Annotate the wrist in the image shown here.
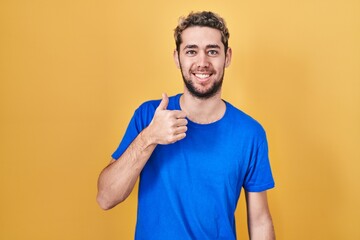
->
[140,126,158,147]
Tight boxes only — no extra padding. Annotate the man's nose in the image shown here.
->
[196,52,210,68]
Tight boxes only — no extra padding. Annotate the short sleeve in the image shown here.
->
[111,100,158,160]
[243,139,275,192]
[111,111,141,160]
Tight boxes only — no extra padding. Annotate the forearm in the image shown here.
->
[248,216,275,240]
[97,128,156,210]
[246,191,275,240]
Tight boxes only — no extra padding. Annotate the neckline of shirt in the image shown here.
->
[174,93,229,128]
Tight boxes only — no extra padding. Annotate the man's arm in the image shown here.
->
[96,93,187,210]
[245,191,275,240]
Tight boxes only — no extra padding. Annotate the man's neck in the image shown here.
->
[180,91,226,124]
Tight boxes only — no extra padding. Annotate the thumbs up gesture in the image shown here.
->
[147,93,188,145]
[157,92,170,111]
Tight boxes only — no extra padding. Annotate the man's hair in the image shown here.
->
[174,11,230,53]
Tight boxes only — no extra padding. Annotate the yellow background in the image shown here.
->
[1,0,359,239]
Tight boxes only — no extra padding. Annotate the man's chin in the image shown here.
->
[182,75,223,99]
[188,88,221,99]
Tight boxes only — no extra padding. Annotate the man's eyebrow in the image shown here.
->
[183,44,199,50]
[206,44,221,49]
[182,44,221,51]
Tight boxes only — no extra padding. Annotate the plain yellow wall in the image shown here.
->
[1,0,359,239]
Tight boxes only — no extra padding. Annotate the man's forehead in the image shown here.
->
[180,26,223,48]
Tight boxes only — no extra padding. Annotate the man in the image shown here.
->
[97,11,275,239]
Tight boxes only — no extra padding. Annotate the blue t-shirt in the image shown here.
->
[112,94,275,240]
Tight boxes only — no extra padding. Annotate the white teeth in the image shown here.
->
[195,73,210,79]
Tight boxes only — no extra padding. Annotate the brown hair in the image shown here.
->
[174,11,230,52]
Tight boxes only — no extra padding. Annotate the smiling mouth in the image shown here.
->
[193,73,212,82]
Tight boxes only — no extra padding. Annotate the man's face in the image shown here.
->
[174,26,232,99]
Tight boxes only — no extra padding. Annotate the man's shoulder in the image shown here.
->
[224,101,266,135]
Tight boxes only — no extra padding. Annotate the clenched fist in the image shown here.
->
[147,93,188,144]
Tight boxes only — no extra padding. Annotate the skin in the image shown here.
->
[97,26,275,239]
[173,26,231,124]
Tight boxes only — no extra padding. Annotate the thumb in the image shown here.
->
[157,93,169,110]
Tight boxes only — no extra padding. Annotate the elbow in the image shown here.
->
[96,193,115,210]
[96,194,112,210]
[96,192,126,210]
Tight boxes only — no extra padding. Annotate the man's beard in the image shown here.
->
[180,65,225,100]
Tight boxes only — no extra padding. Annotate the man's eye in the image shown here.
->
[186,50,196,55]
[208,50,218,56]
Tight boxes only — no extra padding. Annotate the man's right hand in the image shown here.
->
[147,93,188,145]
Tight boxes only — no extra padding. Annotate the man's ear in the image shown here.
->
[173,50,180,69]
[225,47,232,68]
